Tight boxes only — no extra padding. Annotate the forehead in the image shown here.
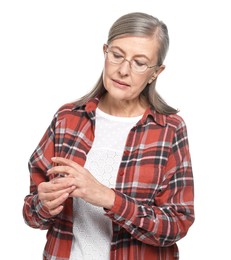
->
[109,36,159,58]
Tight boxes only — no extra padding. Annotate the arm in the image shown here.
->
[23,114,58,229]
[105,120,195,247]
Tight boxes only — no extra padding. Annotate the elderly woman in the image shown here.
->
[23,12,194,260]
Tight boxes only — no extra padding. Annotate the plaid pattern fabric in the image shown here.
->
[23,97,194,260]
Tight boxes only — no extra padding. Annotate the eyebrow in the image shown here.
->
[109,45,151,61]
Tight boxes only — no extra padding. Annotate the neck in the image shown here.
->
[98,94,148,117]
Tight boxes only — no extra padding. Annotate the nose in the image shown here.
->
[118,58,131,75]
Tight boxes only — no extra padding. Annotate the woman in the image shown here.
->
[23,12,194,260]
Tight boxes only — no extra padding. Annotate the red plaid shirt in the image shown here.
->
[23,97,194,260]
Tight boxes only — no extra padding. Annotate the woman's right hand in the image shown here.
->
[38,177,76,216]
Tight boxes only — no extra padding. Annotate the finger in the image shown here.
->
[38,179,76,195]
[47,166,85,179]
[47,165,76,177]
[43,192,69,216]
[51,157,84,173]
[45,192,68,208]
[52,177,76,186]
[39,185,76,201]
[49,205,64,216]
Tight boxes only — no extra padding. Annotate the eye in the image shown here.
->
[134,59,146,67]
[112,51,124,59]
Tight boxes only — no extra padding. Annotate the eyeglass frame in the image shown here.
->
[104,45,159,74]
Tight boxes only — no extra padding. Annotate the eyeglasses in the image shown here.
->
[105,48,158,74]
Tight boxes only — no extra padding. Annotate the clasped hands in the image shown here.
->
[38,157,115,216]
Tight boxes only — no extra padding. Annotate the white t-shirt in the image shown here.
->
[69,108,142,260]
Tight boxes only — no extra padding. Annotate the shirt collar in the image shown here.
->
[72,97,99,112]
[72,97,167,127]
[141,107,167,127]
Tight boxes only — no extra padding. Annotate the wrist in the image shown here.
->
[103,188,115,210]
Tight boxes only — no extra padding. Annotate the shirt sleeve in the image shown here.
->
[22,113,57,229]
[105,119,195,247]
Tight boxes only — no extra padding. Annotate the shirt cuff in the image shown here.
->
[105,189,138,222]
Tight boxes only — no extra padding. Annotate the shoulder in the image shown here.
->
[160,111,188,135]
[165,114,190,143]
[55,97,99,117]
[54,102,76,117]
[167,113,186,127]
[53,102,85,122]
[147,107,186,130]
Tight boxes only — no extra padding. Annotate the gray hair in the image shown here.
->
[75,12,178,115]
[108,12,169,66]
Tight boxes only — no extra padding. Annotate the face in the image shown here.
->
[102,36,165,103]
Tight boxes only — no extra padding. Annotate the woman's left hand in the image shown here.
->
[47,157,115,209]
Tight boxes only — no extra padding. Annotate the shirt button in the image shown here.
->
[119,170,124,176]
[124,150,129,155]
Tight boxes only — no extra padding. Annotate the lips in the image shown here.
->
[112,79,130,88]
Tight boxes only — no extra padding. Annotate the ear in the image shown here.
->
[103,44,108,53]
[148,65,166,84]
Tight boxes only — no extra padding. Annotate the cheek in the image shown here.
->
[102,66,109,88]
[103,60,117,76]
[102,62,118,87]
[134,75,151,92]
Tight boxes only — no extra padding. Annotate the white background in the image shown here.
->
[0,0,230,259]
